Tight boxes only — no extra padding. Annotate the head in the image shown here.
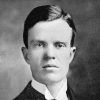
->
[22,5,76,85]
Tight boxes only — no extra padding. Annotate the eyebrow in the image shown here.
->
[30,40,68,46]
[30,40,67,43]
[54,41,68,44]
[30,40,47,44]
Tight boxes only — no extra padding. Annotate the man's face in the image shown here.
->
[22,18,76,85]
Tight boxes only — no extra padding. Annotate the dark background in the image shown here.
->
[0,0,100,100]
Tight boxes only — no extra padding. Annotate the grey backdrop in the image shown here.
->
[0,0,100,100]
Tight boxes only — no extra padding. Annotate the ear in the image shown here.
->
[69,46,76,64]
[21,47,30,64]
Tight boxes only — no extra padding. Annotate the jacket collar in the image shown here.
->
[27,80,73,100]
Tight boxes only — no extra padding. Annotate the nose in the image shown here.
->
[43,45,55,61]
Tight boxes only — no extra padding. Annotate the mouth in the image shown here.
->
[42,64,58,68]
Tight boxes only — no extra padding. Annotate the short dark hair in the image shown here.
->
[23,5,76,48]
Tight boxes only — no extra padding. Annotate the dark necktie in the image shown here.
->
[46,99,56,100]
[51,99,56,100]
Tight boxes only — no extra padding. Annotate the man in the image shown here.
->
[14,5,76,100]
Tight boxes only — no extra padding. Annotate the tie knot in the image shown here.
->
[45,99,56,100]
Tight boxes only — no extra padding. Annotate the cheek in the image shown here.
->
[28,50,43,66]
[28,50,43,77]
[58,49,70,64]
[57,50,70,75]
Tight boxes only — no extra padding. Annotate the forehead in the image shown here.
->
[28,18,72,42]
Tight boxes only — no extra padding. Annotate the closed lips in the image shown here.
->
[42,64,58,68]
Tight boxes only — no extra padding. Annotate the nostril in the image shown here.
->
[52,57,55,59]
[43,54,55,60]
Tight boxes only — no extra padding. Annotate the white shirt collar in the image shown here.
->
[44,78,68,100]
[31,78,45,94]
[31,78,68,100]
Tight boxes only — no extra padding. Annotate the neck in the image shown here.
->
[46,77,67,98]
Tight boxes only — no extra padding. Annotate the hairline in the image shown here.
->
[23,5,76,48]
[26,17,74,48]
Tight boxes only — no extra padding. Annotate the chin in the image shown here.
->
[41,76,64,85]
[32,72,66,85]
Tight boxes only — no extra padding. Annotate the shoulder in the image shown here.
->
[13,80,45,100]
[13,81,33,100]
[67,85,95,100]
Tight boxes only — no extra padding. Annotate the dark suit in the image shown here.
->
[13,80,99,100]
[13,80,77,100]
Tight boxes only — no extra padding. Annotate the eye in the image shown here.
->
[35,42,45,47]
[55,42,66,48]
[31,41,46,48]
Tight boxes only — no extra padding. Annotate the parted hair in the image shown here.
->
[23,5,76,48]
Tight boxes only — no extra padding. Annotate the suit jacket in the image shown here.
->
[13,80,77,100]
